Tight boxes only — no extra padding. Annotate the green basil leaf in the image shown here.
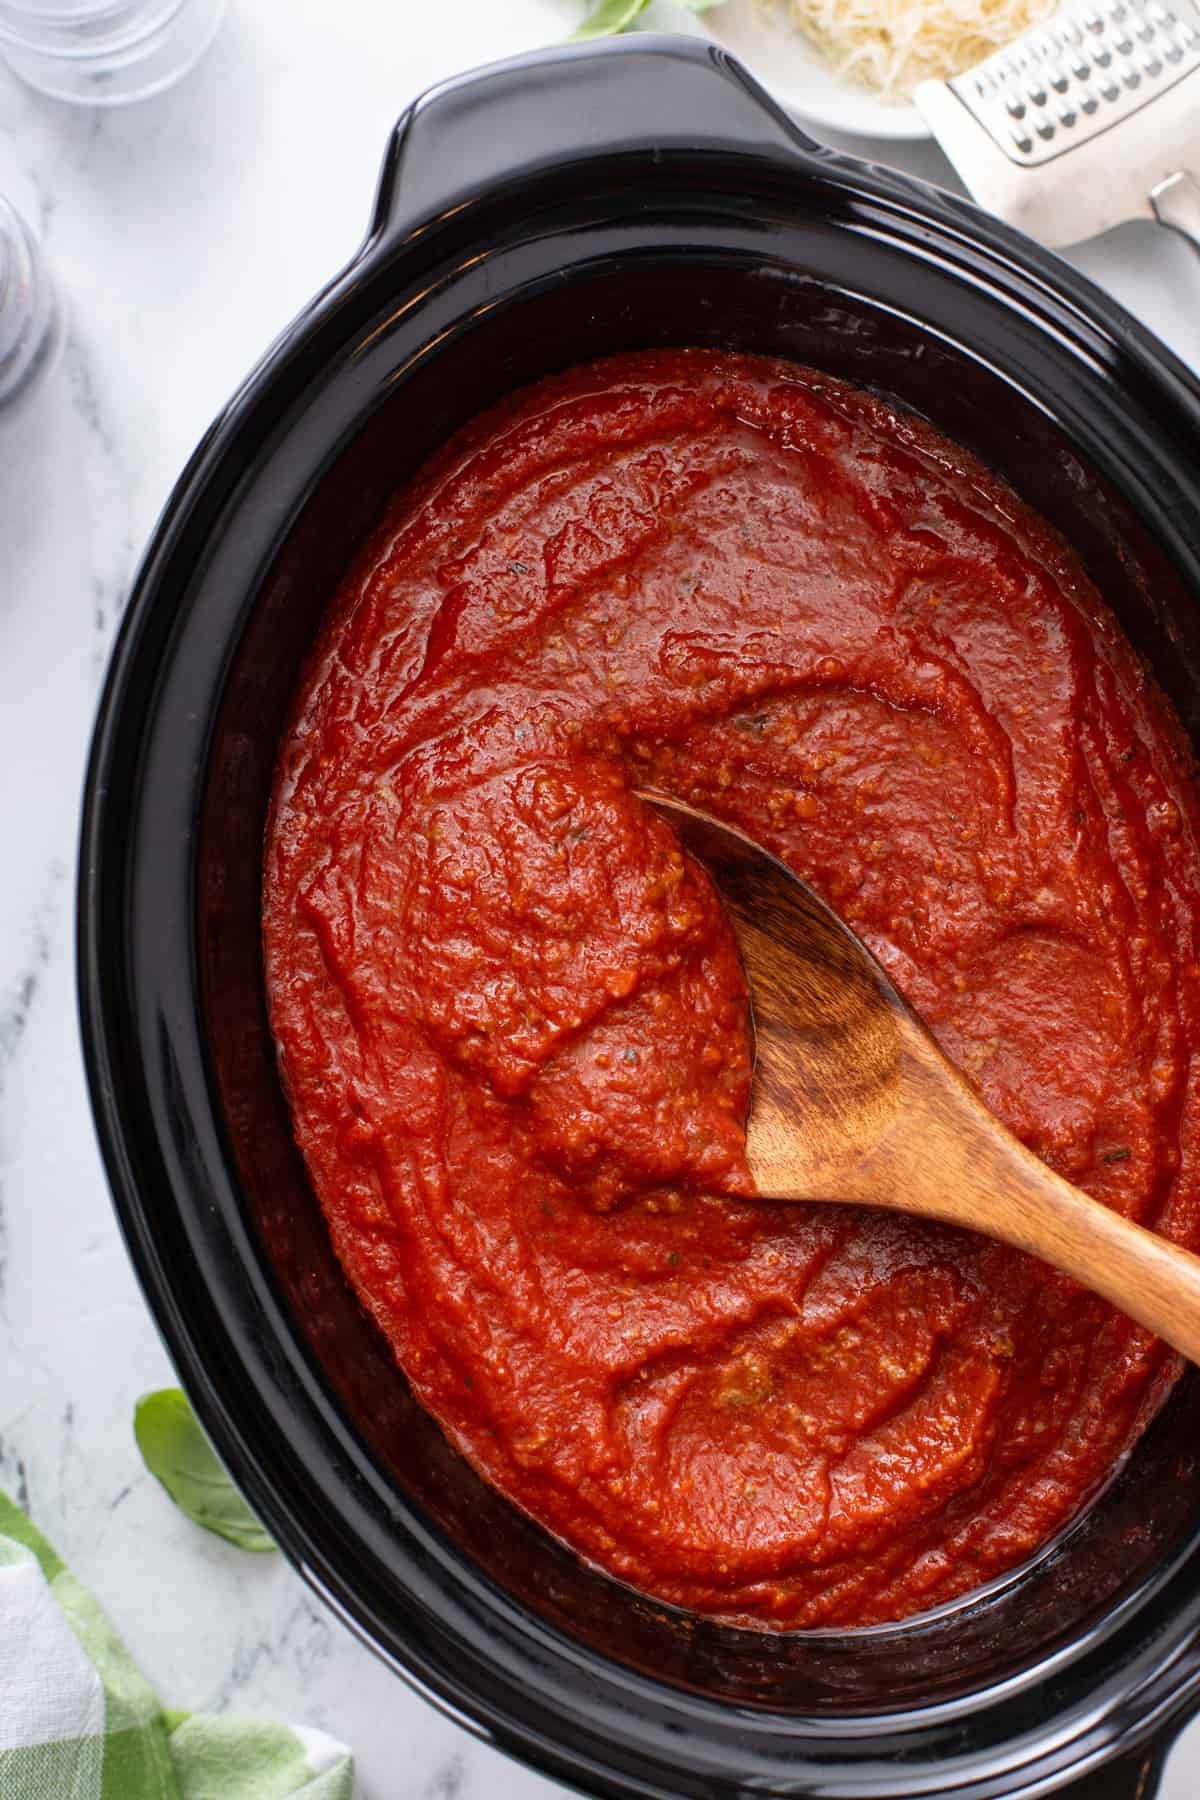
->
[571,0,652,39]
[134,1389,276,1553]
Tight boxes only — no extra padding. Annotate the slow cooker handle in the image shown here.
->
[367,34,825,248]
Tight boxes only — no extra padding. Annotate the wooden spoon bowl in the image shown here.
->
[644,791,1200,1365]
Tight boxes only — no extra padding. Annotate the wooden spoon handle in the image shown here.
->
[863,1027,1200,1365]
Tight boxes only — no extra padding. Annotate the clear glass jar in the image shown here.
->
[0,196,61,409]
[0,0,225,106]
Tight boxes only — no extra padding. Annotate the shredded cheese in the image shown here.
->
[763,0,1060,99]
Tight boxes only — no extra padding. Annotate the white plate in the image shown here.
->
[688,1,930,142]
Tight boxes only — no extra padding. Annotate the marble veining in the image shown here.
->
[0,0,1198,1794]
[425,1755,466,1799]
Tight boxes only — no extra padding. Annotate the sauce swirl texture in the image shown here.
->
[264,351,1200,1628]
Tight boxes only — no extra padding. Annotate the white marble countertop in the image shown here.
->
[1,3,1199,1795]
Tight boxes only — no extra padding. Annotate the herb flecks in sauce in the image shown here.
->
[265,351,1200,1630]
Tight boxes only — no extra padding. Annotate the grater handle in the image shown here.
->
[1151,172,1200,257]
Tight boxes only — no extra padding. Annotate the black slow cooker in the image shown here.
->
[78,34,1200,1799]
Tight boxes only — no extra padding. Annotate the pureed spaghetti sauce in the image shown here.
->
[264,350,1200,1629]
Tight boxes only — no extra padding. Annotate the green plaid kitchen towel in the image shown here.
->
[0,1487,354,1799]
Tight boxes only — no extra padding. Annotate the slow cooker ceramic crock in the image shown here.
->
[79,35,1200,1800]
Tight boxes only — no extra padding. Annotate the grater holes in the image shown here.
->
[945,0,1200,169]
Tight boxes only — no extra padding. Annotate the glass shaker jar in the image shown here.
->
[0,0,225,106]
[0,196,61,409]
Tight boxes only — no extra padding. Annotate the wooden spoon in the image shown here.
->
[644,791,1200,1365]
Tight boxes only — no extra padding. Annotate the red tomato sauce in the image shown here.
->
[263,350,1200,1629]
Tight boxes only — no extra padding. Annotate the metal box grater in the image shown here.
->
[916,0,1200,251]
